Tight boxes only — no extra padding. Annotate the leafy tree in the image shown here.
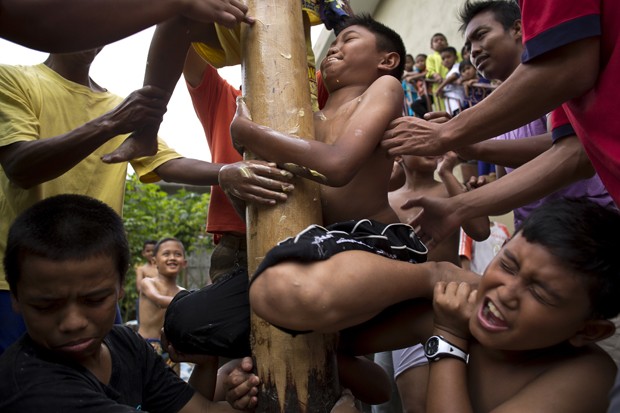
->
[121,174,213,321]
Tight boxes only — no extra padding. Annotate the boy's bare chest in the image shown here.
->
[467,349,548,411]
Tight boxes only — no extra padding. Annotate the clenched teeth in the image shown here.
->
[487,301,504,320]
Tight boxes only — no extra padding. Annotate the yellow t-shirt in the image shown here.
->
[0,63,181,290]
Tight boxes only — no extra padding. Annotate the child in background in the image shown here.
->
[136,240,158,288]
[135,239,157,323]
[401,54,418,116]
[405,53,429,118]
[457,59,482,107]
[425,33,461,113]
[0,194,256,413]
[138,237,187,374]
[388,151,489,413]
[435,46,465,115]
[459,221,510,275]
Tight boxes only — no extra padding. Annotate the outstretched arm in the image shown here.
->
[0,86,168,189]
[0,0,251,52]
[381,37,599,157]
[231,76,404,187]
[437,152,489,241]
[140,279,176,308]
[408,135,594,247]
[456,132,552,170]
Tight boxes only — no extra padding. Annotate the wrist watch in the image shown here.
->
[424,335,469,363]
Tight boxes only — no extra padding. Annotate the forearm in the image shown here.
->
[155,158,223,186]
[234,119,345,185]
[0,119,120,188]
[426,330,473,413]
[189,356,219,400]
[0,0,184,52]
[451,137,593,222]
[441,38,599,150]
[438,169,490,241]
[456,133,552,169]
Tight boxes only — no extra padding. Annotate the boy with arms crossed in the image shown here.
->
[138,237,187,373]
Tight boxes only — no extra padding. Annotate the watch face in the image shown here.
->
[425,336,439,356]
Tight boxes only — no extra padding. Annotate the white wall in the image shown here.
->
[314,0,468,63]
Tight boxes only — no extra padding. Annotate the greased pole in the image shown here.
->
[240,0,339,411]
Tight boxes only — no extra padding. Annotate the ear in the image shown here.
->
[118,285,125,301]
[568,319,616,347]
[379,51,400,73]
[181,259,188,269]
[511,19,522,41]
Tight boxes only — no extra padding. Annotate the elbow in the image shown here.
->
[4,169,38,189]
[322,162,356,187]
[467,225,490,242]
[574,153,596,180]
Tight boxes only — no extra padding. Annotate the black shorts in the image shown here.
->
[163,220,427,356]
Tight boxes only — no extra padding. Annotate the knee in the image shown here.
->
[249,262,331,328]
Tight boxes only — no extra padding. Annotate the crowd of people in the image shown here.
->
[1,0,620,412]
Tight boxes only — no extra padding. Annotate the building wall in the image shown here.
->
[374,0,468,58]
[313,0,468,62]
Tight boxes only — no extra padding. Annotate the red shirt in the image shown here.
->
[520,0,620,206]
[186,65,246,235]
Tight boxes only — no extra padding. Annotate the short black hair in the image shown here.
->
[143,239,157,249]
[153,237,185,256]
[339,13,406,79]
[459,59,475,72]
[458,0,521,34]
[440,46,458,57]
[516,198,620,320]
[415,53,428,60]
[4,194,130,295]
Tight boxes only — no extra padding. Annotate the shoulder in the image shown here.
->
[0,335,102,411]
[366,76,404,105]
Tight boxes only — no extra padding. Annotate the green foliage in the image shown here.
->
[121,174,213,321]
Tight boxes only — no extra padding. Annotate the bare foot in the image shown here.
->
[102,128,158,163]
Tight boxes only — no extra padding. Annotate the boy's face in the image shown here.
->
[154,240,186,277]
[414,56,426,71]
[142,243,155,261]
[464,10,522,81]
[470,234,593,351]
[460,65,478,81]
[440,52,457,69]
[405,55,415,72]
[321,25,384,89]
[13,254,122,364]
[431,35,447,52]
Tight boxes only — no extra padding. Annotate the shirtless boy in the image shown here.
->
[230,13,405,226]
[135,240,158,290]
[138,237,186,371]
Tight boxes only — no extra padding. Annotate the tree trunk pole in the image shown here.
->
[240,1,340,412]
